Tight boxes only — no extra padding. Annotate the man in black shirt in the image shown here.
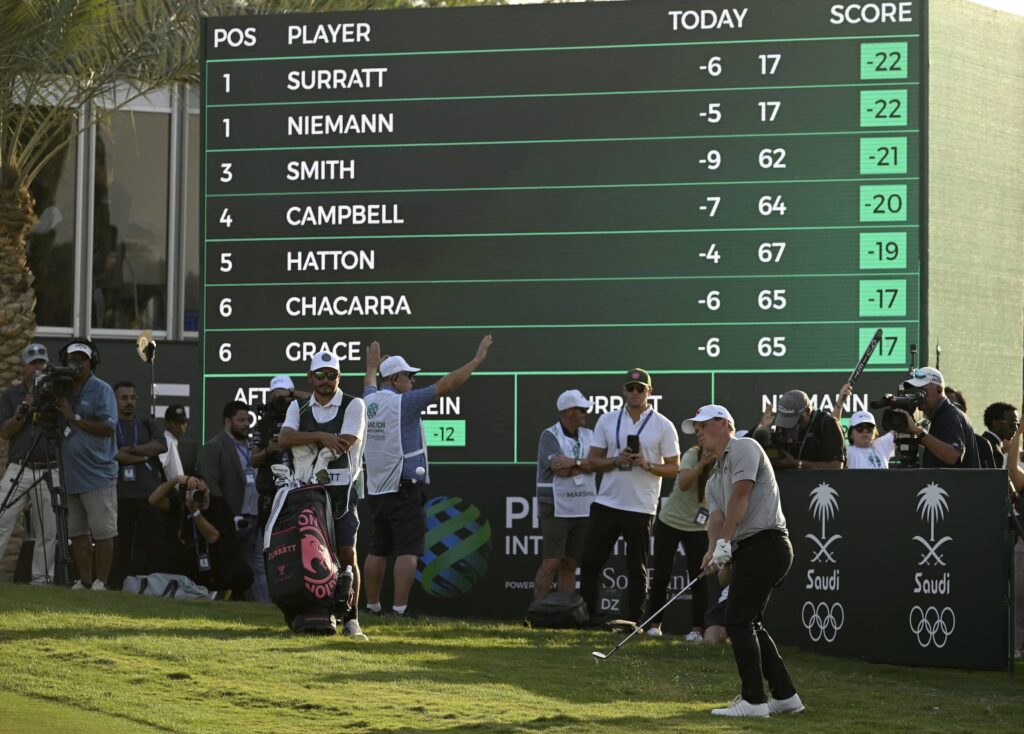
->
[109,381,167,588]
[896,367,980,469]
[148,473,252,598]
[982,402,1019,468]
[0,343,58,583]
[769,390,845,470]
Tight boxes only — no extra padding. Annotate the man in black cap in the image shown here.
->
[766,390,845,470]
[0,343,58,583]
[579,369,680,623]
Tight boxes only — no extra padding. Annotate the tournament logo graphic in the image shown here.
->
[802,482,844,643]
[366,403,379,419]
[912,482,951,566]
[909,483,955,648]
[417,496,492,597]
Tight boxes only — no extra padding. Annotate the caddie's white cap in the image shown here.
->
[903,366,944,389]
[269,375,295,391]
[556,389,592,412]
[681,404,735,434]
[849,410,876,428]
[309,351,340,373]
[380,355,420,378]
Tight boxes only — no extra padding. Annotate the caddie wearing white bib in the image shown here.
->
[361,335,493,617]
[533,389,598,601]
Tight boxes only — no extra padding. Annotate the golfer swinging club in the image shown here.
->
[683,404,805,718]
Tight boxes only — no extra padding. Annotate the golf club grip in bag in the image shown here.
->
[264,484,349,634]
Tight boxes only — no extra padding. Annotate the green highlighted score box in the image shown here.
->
[859,232,908,269]
[860,89,908,127]
[859,279,907,317]
[860,327,906,366]
[860,137,907,175]
[860,184,907,222]
[424,420,466,447]
[860,42,909,80]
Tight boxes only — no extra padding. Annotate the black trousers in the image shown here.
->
[110,497,166,589]
[649,520,711,627]
[579,502,654,623]
[724,529,798,704]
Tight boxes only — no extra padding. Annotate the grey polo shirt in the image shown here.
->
[705,436,787,543]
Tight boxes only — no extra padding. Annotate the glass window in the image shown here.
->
[184,113,200,333]
[92,110,170,330]
[28,133,77,327]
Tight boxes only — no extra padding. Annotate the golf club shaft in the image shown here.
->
[594,570,708,660]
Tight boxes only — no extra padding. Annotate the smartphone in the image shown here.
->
[626,434,640,454]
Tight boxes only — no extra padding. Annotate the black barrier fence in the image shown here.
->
[356,467,1012,671]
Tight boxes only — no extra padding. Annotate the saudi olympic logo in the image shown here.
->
[806,482,841,563]
[908,606,956,648]
[367,403,379,419]
[801,601,845,642]
[913,483,952,566]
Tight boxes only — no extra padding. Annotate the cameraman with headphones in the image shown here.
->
[148,473,253,598]
[55,338,119,591]
[766,390,845,470]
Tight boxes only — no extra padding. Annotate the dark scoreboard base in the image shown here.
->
[356,467,1011,672]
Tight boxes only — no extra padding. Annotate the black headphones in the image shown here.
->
[59,337,102,371]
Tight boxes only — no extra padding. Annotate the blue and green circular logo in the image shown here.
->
[417,496,492,597]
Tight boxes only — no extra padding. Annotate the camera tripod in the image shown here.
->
[0,422,72,586]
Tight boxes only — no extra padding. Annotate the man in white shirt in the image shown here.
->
[579,369,680,623]
[159,404,188,479]
[280,350,367,639]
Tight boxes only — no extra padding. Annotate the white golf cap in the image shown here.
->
[904,366,944,389]
[380,355,420,378]
[556,389,592,412]
[21,343,49,364]
[309,351,340,373]
[269,375,295,391]
[681,404,735,434]
[66,342,92,359]
[849,410,876,427]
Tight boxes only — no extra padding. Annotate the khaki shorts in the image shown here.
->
[67,485,118,540]
[539,501,589,561]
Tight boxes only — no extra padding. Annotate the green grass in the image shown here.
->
[0,583,1021,733]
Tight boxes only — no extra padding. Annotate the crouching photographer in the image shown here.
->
[148,474,253,598]
[889,367,980,469]
[756,390,845,470]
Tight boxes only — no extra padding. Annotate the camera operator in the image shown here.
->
[148,473,253,598]
[252,376,305,531]
[767,390,845,470]
[0,344,58,583]
[894,368,980,469]
[56,339,118,591]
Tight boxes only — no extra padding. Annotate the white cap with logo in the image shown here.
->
[849,410,876,427]
[380,355,421,378]
[309,351,340,373]
[903,366,944,389]
[556,389,592,412]
[269,375,295,391]
[681,404,735,434]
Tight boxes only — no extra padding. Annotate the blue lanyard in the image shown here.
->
[615,408,654,452]
[116,419,139,447]
[231,436,252,469]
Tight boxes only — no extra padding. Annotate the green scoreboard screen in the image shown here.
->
[201,0,925,454]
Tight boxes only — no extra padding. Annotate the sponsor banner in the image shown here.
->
[357,467,1009,670]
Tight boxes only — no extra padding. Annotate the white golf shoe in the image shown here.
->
[645,626,663,638]
[711,696,770,718]
[342,619,368,640]
[768,693,805,714]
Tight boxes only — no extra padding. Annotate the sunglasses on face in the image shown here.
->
[625,384,648,393]
[312,370,339,381]
[852,425,874,433]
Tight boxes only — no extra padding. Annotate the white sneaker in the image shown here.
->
[342,619,368,640]
[711,696,770,718]
[768,693,805,715]
[684,630,704,643]
[71,580,88,591]
[91,580,107,592]
[645,626,663,638]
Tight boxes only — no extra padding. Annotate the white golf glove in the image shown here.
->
[711,539,732,567]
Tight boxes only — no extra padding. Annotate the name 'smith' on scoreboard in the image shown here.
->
[200,0,925,457]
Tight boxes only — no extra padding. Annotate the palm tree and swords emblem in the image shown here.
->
[913,483,951,566]
[807,483,841,563]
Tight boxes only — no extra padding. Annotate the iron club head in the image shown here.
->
[591,651,608,660]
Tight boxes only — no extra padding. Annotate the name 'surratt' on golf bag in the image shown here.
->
[264,484,353,634]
